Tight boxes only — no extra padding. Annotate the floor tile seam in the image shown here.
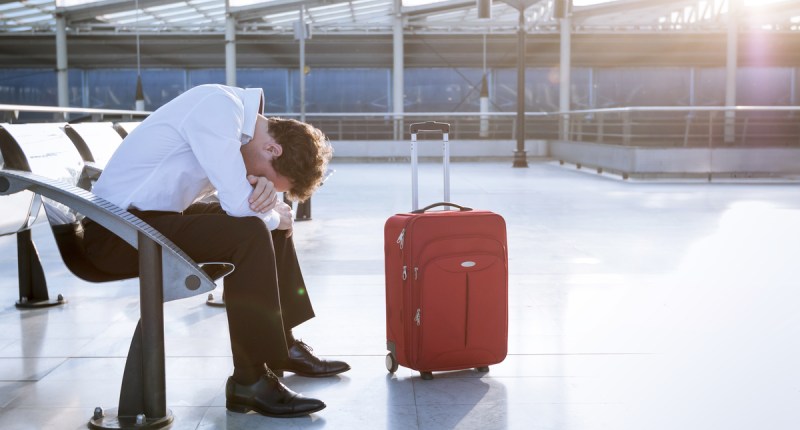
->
[0,356,69,382]
[410,374,423,430]
[429,375,603,379]
[0,406,104,410]
[414,401,629,408]
[0,353,233,359]
[192,405,215,430]
[504,353,656,356]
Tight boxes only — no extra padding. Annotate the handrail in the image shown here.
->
[0,104,151,116]
[2,103,798,145]
[3,103,799,119]
[557,106,800,115]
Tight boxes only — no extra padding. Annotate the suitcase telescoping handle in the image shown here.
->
[409,121,451,211]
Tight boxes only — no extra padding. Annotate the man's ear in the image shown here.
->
[265,142,283,158]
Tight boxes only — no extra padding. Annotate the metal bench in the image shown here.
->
[61,121,235,309]
[0,122,223,429]
[64,122,125,170]
[113,121,141,139]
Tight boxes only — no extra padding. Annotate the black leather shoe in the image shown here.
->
[271,340,351,378]
[225,369,326,417]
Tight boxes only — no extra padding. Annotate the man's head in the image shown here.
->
[241,115,332,202]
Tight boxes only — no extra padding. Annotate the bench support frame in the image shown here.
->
[15,228,65,308]
[0,170,215,430]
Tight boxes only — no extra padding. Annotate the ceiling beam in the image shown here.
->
[57,0,184,22]
[403,0,474,17]
[231,0,347,22]
[572,0,697,21]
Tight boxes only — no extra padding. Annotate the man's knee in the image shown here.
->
[230,216,272,243]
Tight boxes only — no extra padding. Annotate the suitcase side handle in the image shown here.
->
[409,121,450,134]
[411,201,472,214]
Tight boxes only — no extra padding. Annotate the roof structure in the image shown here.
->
[0,0,798,35]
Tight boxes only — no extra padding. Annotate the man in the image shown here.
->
[82,84,349,418]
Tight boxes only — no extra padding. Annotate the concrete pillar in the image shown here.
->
[225,12,237,87]
[480,34,489,138]
[512,9,528,167]
[559,16,571,140]
[56,15,69,111]
[725,0,739,144]
[296,7,308,122]
[392,0,404,140]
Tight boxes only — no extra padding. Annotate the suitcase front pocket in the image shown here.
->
[416,253,507,370]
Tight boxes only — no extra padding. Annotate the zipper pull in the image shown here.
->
[402,266,407,281]
[414,267,418,280]
[414,309,421,326]
[396,228,405,250]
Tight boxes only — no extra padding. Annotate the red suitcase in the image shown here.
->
[384,121,508,380]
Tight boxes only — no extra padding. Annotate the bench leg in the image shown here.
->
[295,199,311,221]
[15,229,65,309]
[206,289,226,307]
[283,193,312,221]
[89,234,172,429]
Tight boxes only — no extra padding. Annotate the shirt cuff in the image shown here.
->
[261,209,280,231]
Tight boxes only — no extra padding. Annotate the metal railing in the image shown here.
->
[263,108,800,147]
[559,106,800,148]
[0,104,150,123]
[2,104,799,148]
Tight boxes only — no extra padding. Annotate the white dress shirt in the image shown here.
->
[93,84,280,230]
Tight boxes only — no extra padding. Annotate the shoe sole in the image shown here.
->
[226,401,326,418]
[273,366,351,378]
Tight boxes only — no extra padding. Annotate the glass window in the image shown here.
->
[186,69,293,112]
[404,68,484,112]
[290,68,389,113]
[571,68,592,109]
[594,68,691,107]
[140,70,186,109]
[85,69,185,110]
[0,69,58,106]
[737,67,793,106]
[188,69,225,89]
[238,69,290,113]
[86,69,138,109]
[492,68,561,112]
[695,68,726,106]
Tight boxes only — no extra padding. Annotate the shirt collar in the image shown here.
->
[240,87,264,143]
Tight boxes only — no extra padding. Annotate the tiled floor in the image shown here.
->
[0,161,799,429]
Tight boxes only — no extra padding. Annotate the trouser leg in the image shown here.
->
[183,203,316,330]
[271,229,315,331]
[82,209,293,369]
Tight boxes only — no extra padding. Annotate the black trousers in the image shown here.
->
[82,202,315,371]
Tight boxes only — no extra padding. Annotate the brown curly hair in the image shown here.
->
[268,117,333,202]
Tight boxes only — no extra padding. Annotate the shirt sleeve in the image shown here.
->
[178,91,280,230]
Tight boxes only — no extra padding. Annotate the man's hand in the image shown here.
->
[274,201,294,237]
[247,175,278,213]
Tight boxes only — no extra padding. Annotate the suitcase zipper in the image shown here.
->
[414,308,421,326]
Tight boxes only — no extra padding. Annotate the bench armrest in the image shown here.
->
[0,168,215,302]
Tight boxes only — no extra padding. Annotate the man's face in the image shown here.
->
[242,115,293,192]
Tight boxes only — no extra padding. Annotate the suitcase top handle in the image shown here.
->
[411,201,472,214]
[410,121,450,134]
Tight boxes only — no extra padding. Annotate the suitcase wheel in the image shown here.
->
[420,371,434,380]
[476,366,490,373]
[385,353,399,373]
